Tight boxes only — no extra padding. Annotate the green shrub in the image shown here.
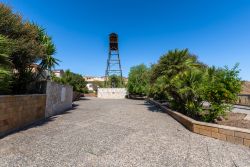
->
[52,70,87,93]
[136,48,242,122]
[201,65,241,121]
[105,75,124,88]
[127,64,150,96]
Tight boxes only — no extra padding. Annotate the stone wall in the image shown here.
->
[45,81,73,118]
[0,94,46,137]
[237,94,250,106]
[97,88,127,99]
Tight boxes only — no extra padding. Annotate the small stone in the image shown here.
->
[217,116,224,121]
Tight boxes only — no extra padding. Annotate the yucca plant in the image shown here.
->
[36,25,59,79]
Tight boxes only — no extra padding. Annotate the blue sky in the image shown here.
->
[2,0,250,80]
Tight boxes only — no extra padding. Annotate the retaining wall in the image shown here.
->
[45,81,73,118]
[0,94,46,137]
[97,88,127,99]
[148,99,250,147]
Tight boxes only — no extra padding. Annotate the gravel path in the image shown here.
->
[1,98,250,167]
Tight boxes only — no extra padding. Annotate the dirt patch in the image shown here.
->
[217,112,250,129]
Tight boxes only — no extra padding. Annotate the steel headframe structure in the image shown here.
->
[105,33,123,87]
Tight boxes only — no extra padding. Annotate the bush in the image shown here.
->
[129,49,242,122]
[127,64,150,96]
[52,70,87,93]
[201,65,241,121]
[149,49,204,114]
[105,75,124,88]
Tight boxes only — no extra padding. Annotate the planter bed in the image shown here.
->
[148,98,250,148]
[217,112,250,129]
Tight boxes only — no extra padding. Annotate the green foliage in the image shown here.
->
[53,70,87,93]
[90,81,105,91]
[201,65,241,121]
[0,3,58,94]
[0,35,13,94]
[171,69,204,118]
[37,25,59,77]
[127,64,150,95]
[149,48,203,106]
[105,75,124,88]
[140,48,242,122]
[150,49,204,84]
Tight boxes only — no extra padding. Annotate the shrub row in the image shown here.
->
[127,49,241,122]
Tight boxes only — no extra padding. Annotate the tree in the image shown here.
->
[149,49,203,103]
[106,75,123,88]
[57,70,87,93]
[0,4,56,94]
[201,65,241,121]
[37,25,59,79]
[170,69,204,117]
[127,64,150,96]
[0,35,13,94]
[150,49,204,84]
[147,48,241,122]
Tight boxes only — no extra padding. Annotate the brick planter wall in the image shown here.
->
[0,94,46,137]
[148,99,250,147]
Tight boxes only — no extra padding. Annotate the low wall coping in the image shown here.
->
[0,94,45,97]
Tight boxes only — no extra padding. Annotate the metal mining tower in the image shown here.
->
[105,33,123,87]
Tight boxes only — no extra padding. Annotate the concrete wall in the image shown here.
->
[97,88,127,99]
[237,95,250,106]
[45,81,73,118]
[0,94,46,137]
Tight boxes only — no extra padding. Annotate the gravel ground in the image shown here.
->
[0,98,250,167]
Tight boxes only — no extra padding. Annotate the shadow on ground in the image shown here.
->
[0,116,56,139]
[139,101,164,113]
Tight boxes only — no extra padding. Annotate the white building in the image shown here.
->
[83,76,106,82]
[52,69,64,78]
[86,83,94,91]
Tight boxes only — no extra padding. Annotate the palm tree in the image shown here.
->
[150,49,206,112]
[36,25,60,79]
[40,54,60,78]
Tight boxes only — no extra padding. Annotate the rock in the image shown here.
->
[217,116,224,121]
